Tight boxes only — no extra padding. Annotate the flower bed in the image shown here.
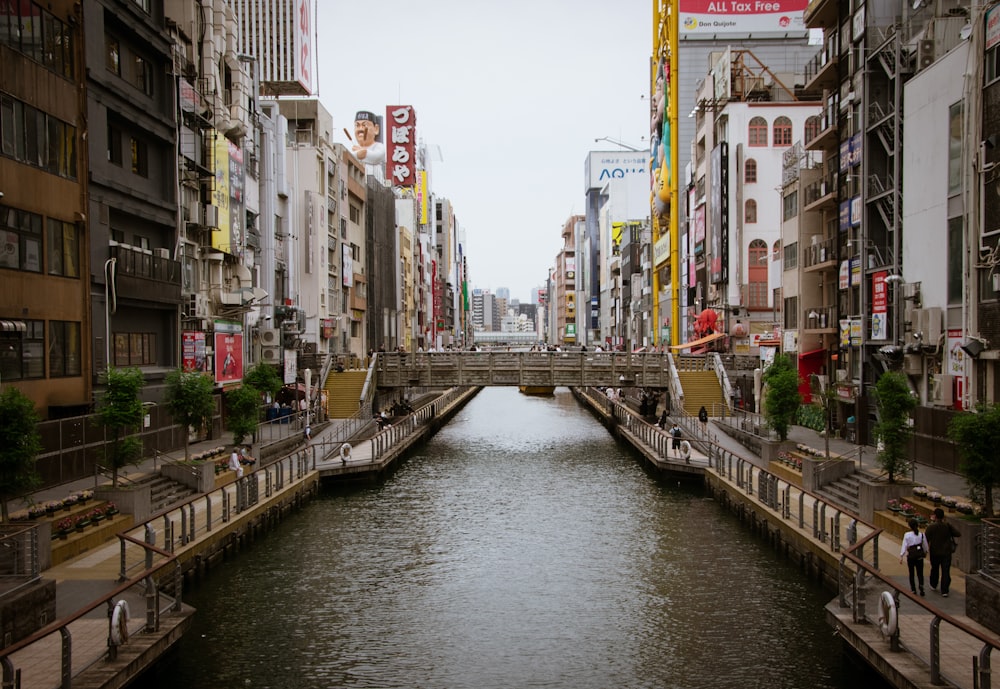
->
[776,451,803,472]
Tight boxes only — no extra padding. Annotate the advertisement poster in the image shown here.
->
[182,331,207,372]
[214,325,243,384]
[871,271,888,340]
[385,105,417,187]
[680,0,807,35]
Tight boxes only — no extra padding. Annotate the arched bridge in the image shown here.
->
[374,351,674,388]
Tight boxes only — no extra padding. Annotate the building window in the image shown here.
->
[773,116,793,146]
[113,332,157,367]
[0,207,43,272]
[948,216,962,305]
[133,54,153,96]
[745,158,757,183]
[130,136,148,177]
[748,116,768,146]
[805,115,821,143]
[0,95,77,179]
[783,242,797,270]
[108,122,122,165]
[783,295,798,329]
[49,320,81,377]
[745,199,758,224]
[748,239,768,309]
[0,2,75,79]
[0,319,44,381]
[772,240,781,261]
[105,35,121,75]
[47,219,80,277]
[783,191,798,221]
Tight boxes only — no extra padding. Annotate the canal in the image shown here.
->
[145,387,887,689]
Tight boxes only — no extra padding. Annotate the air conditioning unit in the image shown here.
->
[903,353,923,375]
[918,39,936,70]
[260,329,280,346]
[930,374,953,406]
[261,347,281,364]
[922,306,942,342]
[153,248,170,259]
[204,204,219,228]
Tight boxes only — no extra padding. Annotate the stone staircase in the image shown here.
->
[814,472,862,514]
[325,370,367,418]
[137,474,198,513]
[677,370,726,417]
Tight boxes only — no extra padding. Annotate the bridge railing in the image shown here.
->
[374,351,673,388]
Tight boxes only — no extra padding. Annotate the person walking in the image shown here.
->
[304,424,312,444]
[670,423,682,457]
[925,507,960,597]
[899,518,929,596]
[698,405,708,430]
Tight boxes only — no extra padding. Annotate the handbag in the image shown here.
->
[907,543,925,560]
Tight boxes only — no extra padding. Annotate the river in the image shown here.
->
[144,387,887,689]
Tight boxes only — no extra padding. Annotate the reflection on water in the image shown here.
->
[146,387,885,689]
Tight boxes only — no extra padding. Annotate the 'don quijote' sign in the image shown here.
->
[385,105,416,187]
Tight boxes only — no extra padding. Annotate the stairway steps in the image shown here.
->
[325,371,367,418]
[677,371,726,417]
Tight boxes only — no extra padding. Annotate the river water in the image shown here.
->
[145,387,886,689]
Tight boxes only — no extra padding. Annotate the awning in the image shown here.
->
[0,320,26,333]
[669,332,726,350]
[798,348,827,358]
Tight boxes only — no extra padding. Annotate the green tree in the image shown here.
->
[762,354,801,441]
[0,387,42,522]
[226,384,261,446]
[948,403,1000,518]
[163,369,216,461]
[94,367,146,488]
[873,371,916,483]
[243,363,282,402]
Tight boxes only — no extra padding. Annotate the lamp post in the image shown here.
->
[593,137,644,152]
[104,258,117,370]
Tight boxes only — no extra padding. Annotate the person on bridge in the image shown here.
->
[658,410,667,429]
[670,423,682,457]
[698,406,708,428]
[899,518,929,596]
[925,507,960,597]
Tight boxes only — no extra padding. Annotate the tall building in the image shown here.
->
[231,0,315,96]
[1,1,90,418]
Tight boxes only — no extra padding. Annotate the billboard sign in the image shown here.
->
[680,0,807,35]
[214,323,243,384]
[294,0,313,94]
[182,331,207,372]
[385,105,417,187]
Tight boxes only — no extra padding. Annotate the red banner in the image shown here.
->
[385,105,416,187]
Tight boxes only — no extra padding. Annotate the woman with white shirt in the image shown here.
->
[899,518,929,596]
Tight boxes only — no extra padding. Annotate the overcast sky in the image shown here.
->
[316,1,651,304]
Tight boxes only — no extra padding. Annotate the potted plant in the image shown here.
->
[73,489,93,504]
[73,514,90,532]
[104,502,119,517]
[928,491,942,503]
[912,486,928,498]
[89,507,104,523]
[887,498,902,512]
[45,500,62,515]
[27,505,45,520]
[55,517,73,539]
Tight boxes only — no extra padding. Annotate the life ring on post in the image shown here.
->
[339,443,352,462]
[877,590,898,637]
[679,440,692,461]
[110,599,130,646]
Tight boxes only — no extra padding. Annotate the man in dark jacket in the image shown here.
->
[925,507,960,597]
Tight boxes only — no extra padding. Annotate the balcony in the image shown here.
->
[109,244,182,304]
[802,235,837,271]
[804,0,842,30]
[803,176,837,212]
[802,304,837,333]
[805,117,839,152]
[803,44,839,94]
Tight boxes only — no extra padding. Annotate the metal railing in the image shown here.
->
[0,525,40,600]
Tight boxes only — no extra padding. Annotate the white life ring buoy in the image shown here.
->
[679,440,692,460]
[877,590,898,637]
[110,599,130,646]
[339,443,352,462]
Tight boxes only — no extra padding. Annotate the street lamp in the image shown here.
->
[593,137,644,152]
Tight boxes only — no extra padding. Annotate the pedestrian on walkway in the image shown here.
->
[658,409,667,429]
[228,447,244,479]
[304,424,312,443]
[899,518,929,596]
[670,423,682,457]
[925,507,960,597]
[698,405,708,430]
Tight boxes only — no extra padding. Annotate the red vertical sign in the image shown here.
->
[385,105,416,187]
